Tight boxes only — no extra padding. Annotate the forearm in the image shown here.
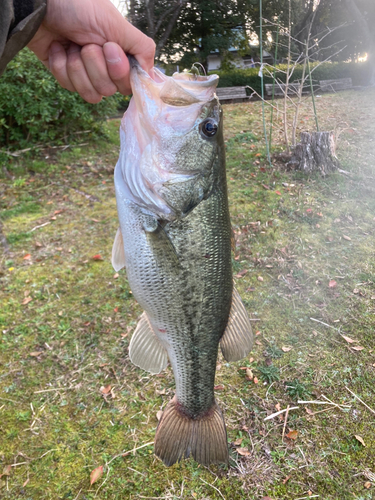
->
[0,0,46,76]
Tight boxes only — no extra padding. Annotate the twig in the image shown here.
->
[346,387,375,416]
[30,221,50,232]
[200,478,226,500]
[310,317,337,330]
[106,441,154,466]
[282,404,290,440]
[264,406,299,421]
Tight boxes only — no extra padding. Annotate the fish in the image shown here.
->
[112,57,254,467]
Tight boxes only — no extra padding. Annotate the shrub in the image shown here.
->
[0,48,122,150]
[212,60,372,93]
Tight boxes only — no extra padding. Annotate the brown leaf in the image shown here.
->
[305,407,314,415]
[343,235,351,241]
[282,475,291,484]
[235,269,248,278]
[341,335,356,343]
[29,351,42,357]
[275,403,281,411]
[156,410,163,421]
[2,465,11,477]
[281,346,292,352]
[329,280,337,288]
[100,385,111,394]
[352,346,364,351]
[258,276,264,282]
[214,384,225,390]
[286,429,298,440]
[23,254,31,260]
[22,296,32,305]
[253,377,259,384]
[354,435,366,446]
[245,368,253,380]
[364,481,371,489]
[92,254,103,261]
[233,438,243,446]
[90,465,103,485]
[261,497,274,500]
[236,447,251,456]
[113,273,119,279]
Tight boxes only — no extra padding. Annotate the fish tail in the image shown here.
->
[154,396,228,466]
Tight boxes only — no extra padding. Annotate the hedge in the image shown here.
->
[0,49,122,150]
[213,61,373,94]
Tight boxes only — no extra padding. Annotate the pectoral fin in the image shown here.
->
[220,287,254,362]
[112,227,126,272]
[129,312,168,374]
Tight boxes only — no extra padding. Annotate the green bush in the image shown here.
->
[0,48,122,150]
[213,60,372,93]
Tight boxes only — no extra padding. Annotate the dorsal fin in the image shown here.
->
[220,287,254,362]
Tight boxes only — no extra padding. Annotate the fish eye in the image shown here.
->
[200,118,218,138]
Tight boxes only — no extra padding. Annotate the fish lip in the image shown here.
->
[128,55,219,90]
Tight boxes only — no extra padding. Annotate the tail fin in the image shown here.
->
[154,397,228,466]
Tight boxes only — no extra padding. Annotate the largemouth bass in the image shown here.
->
[112,57,253,466]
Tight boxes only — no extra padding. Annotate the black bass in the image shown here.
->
[112,58,253,466]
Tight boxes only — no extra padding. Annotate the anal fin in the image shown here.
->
[112,227,126,272]
[220,287,254,362]
[129,312,168,374]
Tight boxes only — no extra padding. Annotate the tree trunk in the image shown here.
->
[287,131,340,175]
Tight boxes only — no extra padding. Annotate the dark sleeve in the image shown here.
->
[0,0,47,76]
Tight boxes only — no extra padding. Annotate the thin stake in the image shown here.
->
[307,58,319,131]
[259,0,272,166]
[269,18,280,149]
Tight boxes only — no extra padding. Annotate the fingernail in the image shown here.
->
[104,42,122,64]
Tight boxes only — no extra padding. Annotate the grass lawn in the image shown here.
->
[0,89,375,500]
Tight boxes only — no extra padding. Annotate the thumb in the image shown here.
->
[103,42,132,95]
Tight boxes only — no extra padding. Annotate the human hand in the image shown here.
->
[27,0,155,103]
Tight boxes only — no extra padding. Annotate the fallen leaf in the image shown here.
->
[23,254,31,260]
[353,288,359,294]
[236,447,251,456]
[22,478,29,487]
[282,475,291,484]
[214,384,225,390]
[258,276,264,282]
[308,491,313,497]
[275,403,281,411]
[29,352,42,357]
[355,435,366,446]
[54,209,64,215]
[364,481,371,489]
[246,368,253,380]
[50,216,57,220]
[255,331,261,336]
[286,429,298,440]
[341,335,356,344]
[261,497,274,500]
[305,407,314,415]
[235,269,248,278]
[234,438,243,446]
[92,254,103,261]
[343,235,351,241]
[22,296,32,305]
[90,465,103,485]
[281,346,292,352]
[156,410,163,421]
[253,377,259,384]
[275,190,282,196]
[329,280,337,288]
[113,273,119,279]
[352,346,364,351]
[100,385,111,395]
[1,465,11,477]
